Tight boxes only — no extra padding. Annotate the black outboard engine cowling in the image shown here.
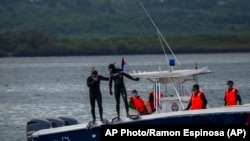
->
[26,118,51,141]
[46,117,65,127]
[26,116,79,141]
[58,116,78,125]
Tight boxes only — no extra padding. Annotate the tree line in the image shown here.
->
[1,30,250,57]
[1,0,250,39]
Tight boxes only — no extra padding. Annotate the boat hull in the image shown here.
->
[30,105,250,141]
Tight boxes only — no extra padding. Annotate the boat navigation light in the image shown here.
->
[169,59,175,72]
[169,59,175,66]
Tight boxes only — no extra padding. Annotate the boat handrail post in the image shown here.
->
[154,82,161,113]
[157,82,161,113]
[171,80,185,109]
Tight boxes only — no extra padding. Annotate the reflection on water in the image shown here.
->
[0,53,250,141]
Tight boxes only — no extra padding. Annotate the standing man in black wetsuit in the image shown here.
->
[87,69,109,123]
[108,64,140,119]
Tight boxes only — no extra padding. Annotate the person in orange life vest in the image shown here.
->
[184,84,207,110]
[224,80,242,106]
[129,89,147,114]
[149,90,164,112]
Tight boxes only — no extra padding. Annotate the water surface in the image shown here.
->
[0,53,250,141]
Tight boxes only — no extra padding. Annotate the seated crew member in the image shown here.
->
[149,90,164,112]
[129,89,147,115]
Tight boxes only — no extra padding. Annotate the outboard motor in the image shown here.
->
[58,116,78,126]
[46,117,65,128]
[26,116,78,141]
[26,118,51,141]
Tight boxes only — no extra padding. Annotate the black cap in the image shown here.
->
[132,89,138,94]
[227,80,233,85]
[108,64,116,70]
[193,84,199,90]
[92,70,98,76]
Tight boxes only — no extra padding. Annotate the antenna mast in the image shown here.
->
[139,2,182,67]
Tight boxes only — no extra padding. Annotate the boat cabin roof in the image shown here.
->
[130,67,212,83]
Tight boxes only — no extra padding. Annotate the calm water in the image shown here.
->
[0,53,250,141]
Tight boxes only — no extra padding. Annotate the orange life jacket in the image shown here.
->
[225,88,237,106]
[130,96,146,113]
[191,91,204,110]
